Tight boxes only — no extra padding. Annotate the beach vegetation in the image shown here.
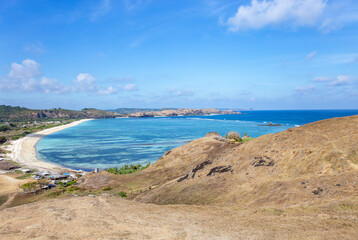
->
[106,162,151,175]
[118,191,127,198]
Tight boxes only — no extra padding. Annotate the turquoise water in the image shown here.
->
[36,110,358,171]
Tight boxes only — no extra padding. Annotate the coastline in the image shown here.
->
[7,119,93,173]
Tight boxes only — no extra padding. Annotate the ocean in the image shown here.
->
[36,110,358,171]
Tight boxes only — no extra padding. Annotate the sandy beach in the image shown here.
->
[8,119,92,173]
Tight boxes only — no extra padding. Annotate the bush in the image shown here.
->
[118,191,127,198]
[102,186,112,191]
[225,131,241,141]
[0,125,10,132]
[0,136,7,144]
[107,162,151,175]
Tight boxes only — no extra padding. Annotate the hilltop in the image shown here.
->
[0,105,119,122]
[0,115,357,239]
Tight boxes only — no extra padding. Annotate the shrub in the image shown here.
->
[0,136,7,144]
[225,131,241,141]
[106,162,151,175]
[102,186,112,191]
[118,191,127,198]
[0,125,10,132]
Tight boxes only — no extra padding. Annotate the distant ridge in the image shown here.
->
[0,105,119,122]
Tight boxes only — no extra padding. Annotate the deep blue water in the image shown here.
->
[36,110,358,171]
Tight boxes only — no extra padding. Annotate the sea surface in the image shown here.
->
[36,110,358,171]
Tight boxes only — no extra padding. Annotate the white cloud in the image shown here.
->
[24,42,46,54]
[295,85,315,94]
[167,87,195,97]
[330,75,352,86]
[0,60,120,95]
[8,59,41,79]
[311,76,331,82]
[73,73,98,92]
[0,59,71,94]
[124,83,138,91]
[227,0,327,31]
[318,18,343,33]
[74,73,120,95]
[311,75,355,86]
[97,86,119,95]
[306,51,317,60]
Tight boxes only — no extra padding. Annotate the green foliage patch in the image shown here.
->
[107,163,151,175]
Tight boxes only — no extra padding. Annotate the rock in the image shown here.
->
[312,187,324,195]
[225,131,241,141]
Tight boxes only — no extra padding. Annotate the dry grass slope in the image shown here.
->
[1,115,358,239]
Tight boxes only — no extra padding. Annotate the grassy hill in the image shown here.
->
[0,105,119,122]
[1,115,357,239]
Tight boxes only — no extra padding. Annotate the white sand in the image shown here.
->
[8,119,92,173]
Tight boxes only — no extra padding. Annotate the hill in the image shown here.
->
[0,115,357,239]
[0,105,119,122]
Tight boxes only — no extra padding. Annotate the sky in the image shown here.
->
[1,0,358,110]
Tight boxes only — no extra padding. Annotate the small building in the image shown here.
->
[94,168,100,173]
[21,169,32,173]
[49,174,68,180]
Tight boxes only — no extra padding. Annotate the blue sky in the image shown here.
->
[1,0,358,110]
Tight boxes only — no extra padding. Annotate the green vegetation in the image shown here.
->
[0,195,9,206]
[0,136,6,144]
[15,173,34,180]
[20,182,37,192]
[118,191,127,198]
[0,124,11,132]
[102,186,112,191]
[0,105,118,123]
[107,163,151,175]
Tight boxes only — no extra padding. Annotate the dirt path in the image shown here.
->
[0,193,17,210]
[0,175,24,195]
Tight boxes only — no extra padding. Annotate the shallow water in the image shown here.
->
[36,110,358,171]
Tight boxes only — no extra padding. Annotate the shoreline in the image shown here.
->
[7,119,93,173]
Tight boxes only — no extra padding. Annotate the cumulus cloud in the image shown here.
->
[0,59,67,94]
[330,75,352,86]
[0,59,121,95]
[306,51,317,61]
[73,73,98,92]
[227,0,327,31]
[8,59,41,79]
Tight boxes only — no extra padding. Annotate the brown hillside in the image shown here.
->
[1,115,357,239]
[132,115,358,206]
